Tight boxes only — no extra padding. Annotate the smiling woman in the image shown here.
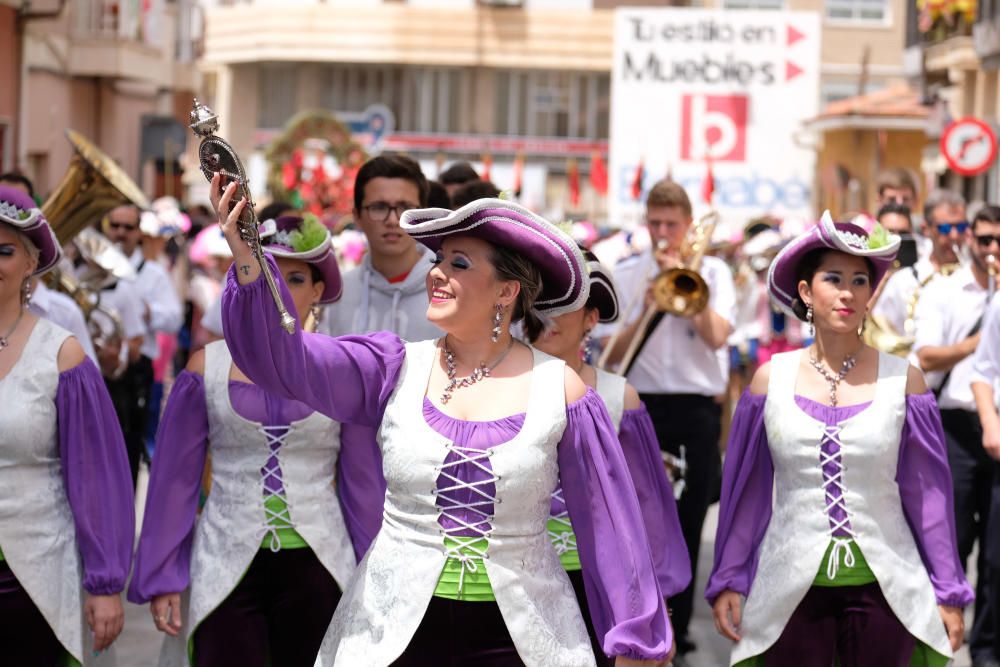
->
[214,190,673,667]
[707,212,972,667]
[0,186,134,666]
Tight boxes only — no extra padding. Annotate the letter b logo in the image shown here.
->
[681,94,748,162]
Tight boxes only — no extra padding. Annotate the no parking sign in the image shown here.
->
[941,117,998,176]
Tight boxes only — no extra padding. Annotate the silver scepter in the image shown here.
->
[190,99,296,334]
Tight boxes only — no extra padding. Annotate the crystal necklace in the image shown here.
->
[441,336,515,404]
[808,347,860,407]
[0,308,24,351]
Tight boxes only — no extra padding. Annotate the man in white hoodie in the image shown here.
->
[320,155,442,342]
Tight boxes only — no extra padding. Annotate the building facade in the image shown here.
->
[198,0,911,221]
[13,0,201,199]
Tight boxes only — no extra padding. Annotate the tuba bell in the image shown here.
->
[42,129,150,244]
[39,130,149,375]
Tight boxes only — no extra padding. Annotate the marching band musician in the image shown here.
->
[871,192,965,348]
[971,285,1000,664]
[598,179,736,658]
[529,249,691,665]
[913,203,1000,664]
[130,214,365,667]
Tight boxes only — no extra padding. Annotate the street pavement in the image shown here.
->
[116,469,975,666]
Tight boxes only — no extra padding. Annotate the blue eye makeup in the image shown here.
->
[431,251,444,265]
[450,256,470,270]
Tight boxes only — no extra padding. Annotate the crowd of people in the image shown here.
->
[0,153,997,667]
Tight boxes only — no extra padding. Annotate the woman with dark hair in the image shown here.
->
[214,178,672,667]
[0,186,134,665]
[129,215,367,666]
[529,249,690,665]
[707,213,971,666]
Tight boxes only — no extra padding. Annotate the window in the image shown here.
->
[723,0,783,9]
[493,71,610,139]
[258,65,299,129]
[825,0,888,22]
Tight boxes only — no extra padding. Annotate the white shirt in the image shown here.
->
[599,251,736,396]
[28,281,97,362]
[129,250,184,359]
[871,258,938,336]
[970,296,1000,405]
[96,279,147,343]
[911,266,990,410]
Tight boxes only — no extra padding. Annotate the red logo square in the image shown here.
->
[681,94,749,163]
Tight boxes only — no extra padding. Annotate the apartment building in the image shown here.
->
[198,0,911,218]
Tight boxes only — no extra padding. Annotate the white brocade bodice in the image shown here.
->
[316,340,594,667]
[163,341,355,666]
[731,350,951,663]
[0,318,112,664]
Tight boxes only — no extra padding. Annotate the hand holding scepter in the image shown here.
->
[191,99,296,333]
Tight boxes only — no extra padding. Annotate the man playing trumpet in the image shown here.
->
[598,179,735,658]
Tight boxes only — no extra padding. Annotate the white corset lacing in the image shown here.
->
[547,488,577,556]
[821,423,856,580]
[257,424,296,552]
[432,442,499,595]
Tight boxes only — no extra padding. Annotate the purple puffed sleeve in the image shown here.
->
[705,390,772,605]
[898,392,975,607]
[221,255,406,426]
[127,371,209,603]
[558,389,671,661]
[56,358,135,595]
[337,422,387,562]
[619,406,691,598]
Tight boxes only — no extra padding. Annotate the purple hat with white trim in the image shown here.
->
[260,214,343,304]
[767,210,899,318]
[400,198,588,317]
[0,185,61,276]
[583,249,619,323]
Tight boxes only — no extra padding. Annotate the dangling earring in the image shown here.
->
[582,329,594,365]
[858,314,866,338]
[21,278,32,306]
[806,304,814,338]
[310,304,323,328]
[491,303,504,343]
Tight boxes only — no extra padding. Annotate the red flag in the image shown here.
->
[589,153,608,195]
[567,158,580,207]
[631,158,645,201]
[481,153,492,182]
[701,158,715,204]
[512,153,524,196]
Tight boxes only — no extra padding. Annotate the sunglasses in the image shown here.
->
[935,221,970,235]
[106,221,139,232]
[975,234,1000,247]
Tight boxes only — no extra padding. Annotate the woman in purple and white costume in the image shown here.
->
[129,215,364,667]
[706,212,971,666]
[529,249,690,665]
[0,186,134,666]
[214,179,671,667]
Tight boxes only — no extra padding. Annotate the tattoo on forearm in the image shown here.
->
[240,265,251,276]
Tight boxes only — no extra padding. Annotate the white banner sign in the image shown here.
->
[609,9,821,229]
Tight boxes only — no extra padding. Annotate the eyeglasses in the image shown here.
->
[975,234,1000,247]
[361,202,417,223]
[935,221,970,235]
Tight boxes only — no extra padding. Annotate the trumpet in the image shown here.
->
[599,211,719,374]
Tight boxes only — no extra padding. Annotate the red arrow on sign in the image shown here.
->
[787,25,806,46]
[786,61,804,81]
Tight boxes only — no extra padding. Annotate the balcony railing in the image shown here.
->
[73,0,157,44]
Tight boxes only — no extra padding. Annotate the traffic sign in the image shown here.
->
[941,117,998,176]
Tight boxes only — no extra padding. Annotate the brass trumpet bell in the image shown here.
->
[651,267,710,318]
